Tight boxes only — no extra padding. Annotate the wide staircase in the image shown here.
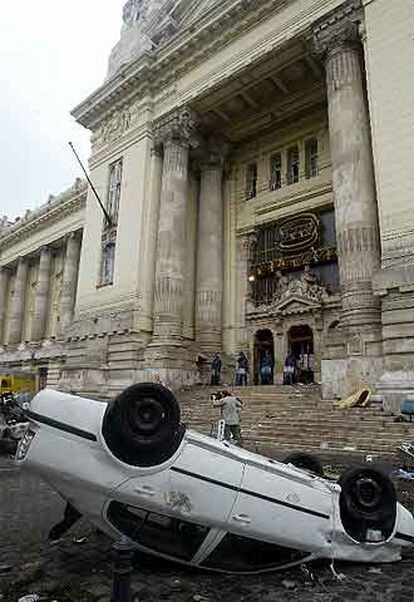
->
[179,385,414,462]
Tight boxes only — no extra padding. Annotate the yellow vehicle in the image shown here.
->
[0,368,36,397]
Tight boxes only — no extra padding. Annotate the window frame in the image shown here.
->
[106,158,123,224]
[287,145,300,185]
[305,137,318,179]
[245,162,258,200]
[269,153,282,191]
[106,501,210,562]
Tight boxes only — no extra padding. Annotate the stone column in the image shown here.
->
[31,246,52,341]
[59,232,81,335]
[8,258,29,345]
[196,157,224,351]
[314,3,381,347]
[152,110,198,345]
[0,267,10,343]
[138,146,163,333]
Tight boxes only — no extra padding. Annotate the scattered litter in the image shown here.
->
[49,539,61,546]
[330,561,346,581]
[73,536,88,544]
[0,564,12,574]
[368,567,382,574]
[301,564,315,582]
[392,468,414,480]
[342,445,356,451]
[281,579,297,590]
[193,595,209,602]
[320,441,330,451]
[18,595,40,602]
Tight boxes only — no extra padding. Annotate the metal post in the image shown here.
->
[110,536,134,602]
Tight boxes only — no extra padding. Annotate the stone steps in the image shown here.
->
[179,385,410,458]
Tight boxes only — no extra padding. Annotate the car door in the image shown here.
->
[104,436,245,563]
[227,462,333,557]
[167,436,245,529]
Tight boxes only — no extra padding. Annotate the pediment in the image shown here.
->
[274,294,322,314]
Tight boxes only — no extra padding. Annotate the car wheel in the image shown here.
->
[102,383,185,467]
[283,452,324,476]
[339,464,396,523]
[339,465,396,542]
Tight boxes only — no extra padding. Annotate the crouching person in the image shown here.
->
[213,390,243,446]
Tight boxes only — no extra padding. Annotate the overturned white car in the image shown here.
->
[17,384,414,574]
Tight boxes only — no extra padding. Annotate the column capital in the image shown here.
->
[196,139,229,171]
[153,107,201,148]
[39,245,52,256]
[313,0,363,59]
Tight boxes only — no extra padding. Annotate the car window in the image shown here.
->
[201,532,310,571]
[107,501,209,561]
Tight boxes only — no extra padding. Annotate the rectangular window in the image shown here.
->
[101,240,116,286]
[245,162,257,200]
[106,159,123,223]
[305,138,318,179]
[269,153,282,191]
[287,146,299,185]
[98,158,122,286]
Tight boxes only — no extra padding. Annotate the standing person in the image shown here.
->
[284,352,297,385]
[211,354,222,386]
[213,390,243,446]
[260,350,274,385]
[235,352,248,386]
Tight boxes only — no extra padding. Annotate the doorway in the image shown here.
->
[288,325,314,384]
[254,329,274,385]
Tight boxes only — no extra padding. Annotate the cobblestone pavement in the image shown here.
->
[1,455,414,602]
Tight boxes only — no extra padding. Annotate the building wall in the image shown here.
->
[363,0,414,269]
[361,0,414,408]
[74,112,154,338]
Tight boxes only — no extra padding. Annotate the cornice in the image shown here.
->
[313,0,363,56]
[0,185,87,252]
[72,0,303,129]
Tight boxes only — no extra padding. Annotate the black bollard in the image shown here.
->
[110,536,134,602]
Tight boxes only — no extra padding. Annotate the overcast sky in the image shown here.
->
[0,1,125,220]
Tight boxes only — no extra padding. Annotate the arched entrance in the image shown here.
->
[288,325,314,384]
[254,329,275,385]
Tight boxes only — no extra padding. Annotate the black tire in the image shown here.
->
[339,464,396,542]
[339,464,396,523]
[102,383,185,467]
[283,452,324,477]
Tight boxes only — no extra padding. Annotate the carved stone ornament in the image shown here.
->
[276,213,320,254]
[123,0,142,25]
[153,107,200,147]
[101,108,132,143]
[272,267,328,305]
[313,0,362,57]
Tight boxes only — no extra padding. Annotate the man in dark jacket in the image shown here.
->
[211,354,222,386]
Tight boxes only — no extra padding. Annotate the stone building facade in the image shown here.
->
[0,0,413,407]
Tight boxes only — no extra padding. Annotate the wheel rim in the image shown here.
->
[127,397,166,436]
[353,476,382,510]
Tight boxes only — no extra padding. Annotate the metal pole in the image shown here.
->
[68,141,113,228]
[110,536,134,602]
